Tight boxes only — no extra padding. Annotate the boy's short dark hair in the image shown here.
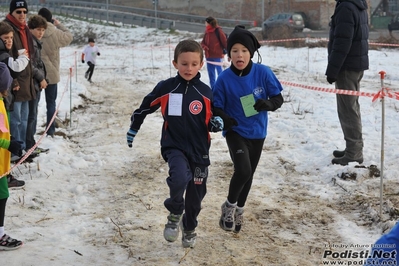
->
[0,22,13,37]
[174,39,203,63]
[28,15,48,30]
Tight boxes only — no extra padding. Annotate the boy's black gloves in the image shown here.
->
[253,94,284,112]
[8,140,24,156]
[97,52,100,56]
[223,117,238,130]
[213,107,238,130]
[253,99,274,112]
[82,60,85,63]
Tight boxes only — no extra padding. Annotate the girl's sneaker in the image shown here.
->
[234,207,244,233]
[219,200,236,231]
[0,234,23,251]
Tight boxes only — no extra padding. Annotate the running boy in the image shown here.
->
[81,38,100,83]
[213,25,284,233]
[126,39,223,248]
[0,62,24,250]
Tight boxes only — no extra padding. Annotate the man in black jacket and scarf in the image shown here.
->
[325,0,369,166]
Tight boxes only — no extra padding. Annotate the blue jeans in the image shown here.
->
[206,58,223,89]
[9,101,29,150]
[26,90,41,150]
[45,84,57,136]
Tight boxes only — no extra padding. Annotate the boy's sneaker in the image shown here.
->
[7,175,25,189]
[163,213,181,242]
[0,234,23,251]
[234,207,244,233]
[34,147,50,154]
[84,72,88,79]
[219,200,236,231]
[88,79,93,83]
[181,223,196,248]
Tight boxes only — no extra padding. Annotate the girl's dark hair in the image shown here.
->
[0,22,13,36]
[173,39,204,63]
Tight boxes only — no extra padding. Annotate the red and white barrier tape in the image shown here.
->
[1,73,71,178]
[281,81,399,102]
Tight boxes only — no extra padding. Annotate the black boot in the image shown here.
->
[332,156,363,166]
[333,150,345,157]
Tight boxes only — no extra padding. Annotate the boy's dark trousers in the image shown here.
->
[163,148,208,231]
[86,61,95,80]
[26,90,41,150]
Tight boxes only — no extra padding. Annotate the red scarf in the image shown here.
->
[205,25,214,33]
[6,13,30,57]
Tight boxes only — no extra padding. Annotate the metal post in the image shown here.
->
[154,0,158,29]
[69,67,72,127]
[106,0,109,24]
[378,70,386,218]
[262,0,265,23]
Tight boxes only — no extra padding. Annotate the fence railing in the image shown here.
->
[34,0,255,29]
[30,1,174,29]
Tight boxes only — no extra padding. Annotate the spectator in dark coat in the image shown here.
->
[26,15,48,153]
[325,0,369,166]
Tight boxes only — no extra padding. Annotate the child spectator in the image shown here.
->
[0,62,24,250]
[81,38,100,83]
[126,39,223,248]
[0,21,30,112]
[0,21,29,188]
[213,25,284,233]
[26,15,48,156]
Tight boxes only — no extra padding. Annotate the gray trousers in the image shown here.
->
[335,70,364,159]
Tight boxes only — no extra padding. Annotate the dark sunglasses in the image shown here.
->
[15,10,28,14]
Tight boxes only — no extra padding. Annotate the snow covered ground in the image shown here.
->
[2,13,399,265]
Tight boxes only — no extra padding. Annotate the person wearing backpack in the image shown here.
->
[201,16,227,89]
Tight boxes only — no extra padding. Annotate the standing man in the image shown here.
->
[38,8,73,137]
[3,0,35,162]
[325,0,369,166]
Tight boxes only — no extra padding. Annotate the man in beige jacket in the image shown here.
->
[38,8,73,137]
